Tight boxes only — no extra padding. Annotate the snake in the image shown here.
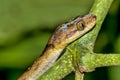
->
[18,14,96,80]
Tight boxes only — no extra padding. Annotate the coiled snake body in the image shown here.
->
[18,14,96,80]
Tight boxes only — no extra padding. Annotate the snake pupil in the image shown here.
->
[77,22,85,31]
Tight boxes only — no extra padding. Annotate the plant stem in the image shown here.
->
[82,53,120,71]
[75,70,84,80]
[89,0,114,45]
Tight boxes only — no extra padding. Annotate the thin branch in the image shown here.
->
[81,53,120,71]
[75,70,84,80]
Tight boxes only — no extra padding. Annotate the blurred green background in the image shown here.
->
[0,0,119,80]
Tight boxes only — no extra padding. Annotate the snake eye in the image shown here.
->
[77,22,85,31]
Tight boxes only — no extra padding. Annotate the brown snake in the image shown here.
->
[18,14,96,80]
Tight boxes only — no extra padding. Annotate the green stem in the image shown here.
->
[82,53,120,71]
[75,70,84,80]
[89,0,114,44]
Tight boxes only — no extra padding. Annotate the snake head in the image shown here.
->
[48,14,96,48]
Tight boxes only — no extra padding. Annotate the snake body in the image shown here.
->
[18,14,96,80]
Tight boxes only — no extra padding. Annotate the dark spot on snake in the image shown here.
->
[67,23,74,27]
[34,63,40,70]
[66,30,77,38]
[47,44,55,49]
[42,44,55,53]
